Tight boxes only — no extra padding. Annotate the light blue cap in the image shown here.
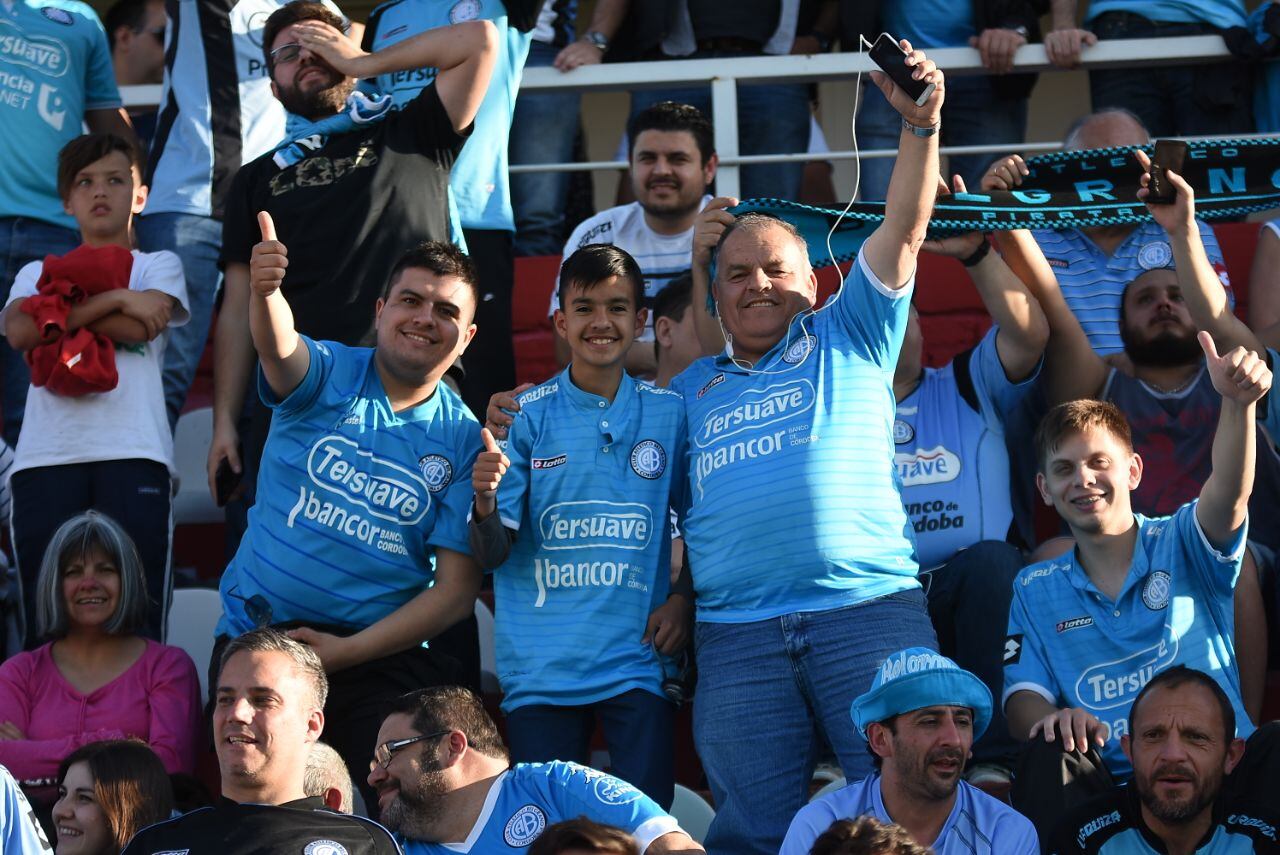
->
[851,647,992,740]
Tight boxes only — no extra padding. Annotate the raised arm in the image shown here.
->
[861,40,944,291]
[1248,225,1280,335]
[689,197,733,355]
[991,227,1107,403]
[1134,150,1264,355]
[248,211,310,400]
[923,178,1048,381]
[293,18,499,133]
[1196,332,1271,549]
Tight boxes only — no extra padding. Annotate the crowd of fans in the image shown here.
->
[3,0,1280,853]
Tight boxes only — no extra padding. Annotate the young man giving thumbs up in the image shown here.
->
[469,244,692,809]
[213,216,485,802]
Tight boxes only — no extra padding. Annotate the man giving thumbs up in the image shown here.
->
[212,220,486,808]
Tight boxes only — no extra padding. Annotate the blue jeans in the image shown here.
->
[921,540,1023,767]
[855,75,1028,202]
[694,589,937,855]
[1088,12,1253,137]
[136,212,224,430]
[631,63,810,201]
[505,688,676,809]
[510,41,581,257]
[0,217,80,446]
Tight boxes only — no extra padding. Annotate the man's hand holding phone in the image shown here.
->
[867,35,944,129]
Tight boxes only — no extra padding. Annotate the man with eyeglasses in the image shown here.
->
[367,687,704,853]
[208,0,496,555]
[124,629,402,854]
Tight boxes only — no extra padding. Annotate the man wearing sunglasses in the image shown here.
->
[104,0,166,146]
[367,687,705,853]
[124,629,401,854]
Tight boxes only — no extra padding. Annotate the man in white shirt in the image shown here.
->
[547,101,716,378]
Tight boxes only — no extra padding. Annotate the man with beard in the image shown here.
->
[366,687,704,853]
[207,0,496,541]
[1009,149,1278,735]
[780,648,1038,855]
[547,102,718,379]
[985,109,1231,357]
[124,629,400,854]
[1046,666,1280,854]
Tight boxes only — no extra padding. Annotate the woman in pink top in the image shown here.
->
[0,511,200,791]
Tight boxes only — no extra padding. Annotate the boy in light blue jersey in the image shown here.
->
[1004,329,1271,829]
[470,244,690,808]
[781,648,1038,855]
[214,221,484,810]
[367,687,703,854]
[675,42,946,855]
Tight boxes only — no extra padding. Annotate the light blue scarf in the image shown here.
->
[273,90,395,169]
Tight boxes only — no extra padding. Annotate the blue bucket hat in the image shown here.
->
[851,648,992,740]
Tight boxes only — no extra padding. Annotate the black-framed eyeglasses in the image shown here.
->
[225,587,273,629]
[270,42,303,65]
[371,731,450,771]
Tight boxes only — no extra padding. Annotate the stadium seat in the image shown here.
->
[670,783,715,843]
[166,587,222,697]
[173,407,222,525]
[474,598,500,694]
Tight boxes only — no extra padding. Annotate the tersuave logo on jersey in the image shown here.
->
[0,23,69,75]
[1074,629,1180,712]
[695,379,815,448]
[307,436,430,523]
[538,501,653,551]
[895,446,961,487]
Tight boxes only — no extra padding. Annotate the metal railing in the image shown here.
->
[121,35,1252,198]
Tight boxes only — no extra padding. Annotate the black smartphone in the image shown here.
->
[215,455,243,507]
[1146,139,1188,205]
[868,33,935,107]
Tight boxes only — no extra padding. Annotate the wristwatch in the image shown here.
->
[902,118,940,137]
[583,30,609,53]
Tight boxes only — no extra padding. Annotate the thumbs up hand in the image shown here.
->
[250,211,289,297]
[1201,331,1271,406]
[472,427,511,517]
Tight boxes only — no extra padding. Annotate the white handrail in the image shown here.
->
[120,35,1256,197]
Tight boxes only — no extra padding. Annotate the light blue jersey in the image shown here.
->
[670,248,918,622]
[0,765,49,854]
[364,0,531,231]
[492,369,685,711]
[882,0,976,49]
[217,337,480,635]
[781,774,1039,855]
[1084,0,1246,30]
[896,328,1037,569]
[400,762,680,854]
[1032,221,1228,356]
[0,0,119,229]
[1003,503,1251,778]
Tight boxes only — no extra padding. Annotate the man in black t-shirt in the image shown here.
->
[124,629,402,855]
[208,0,496,516]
